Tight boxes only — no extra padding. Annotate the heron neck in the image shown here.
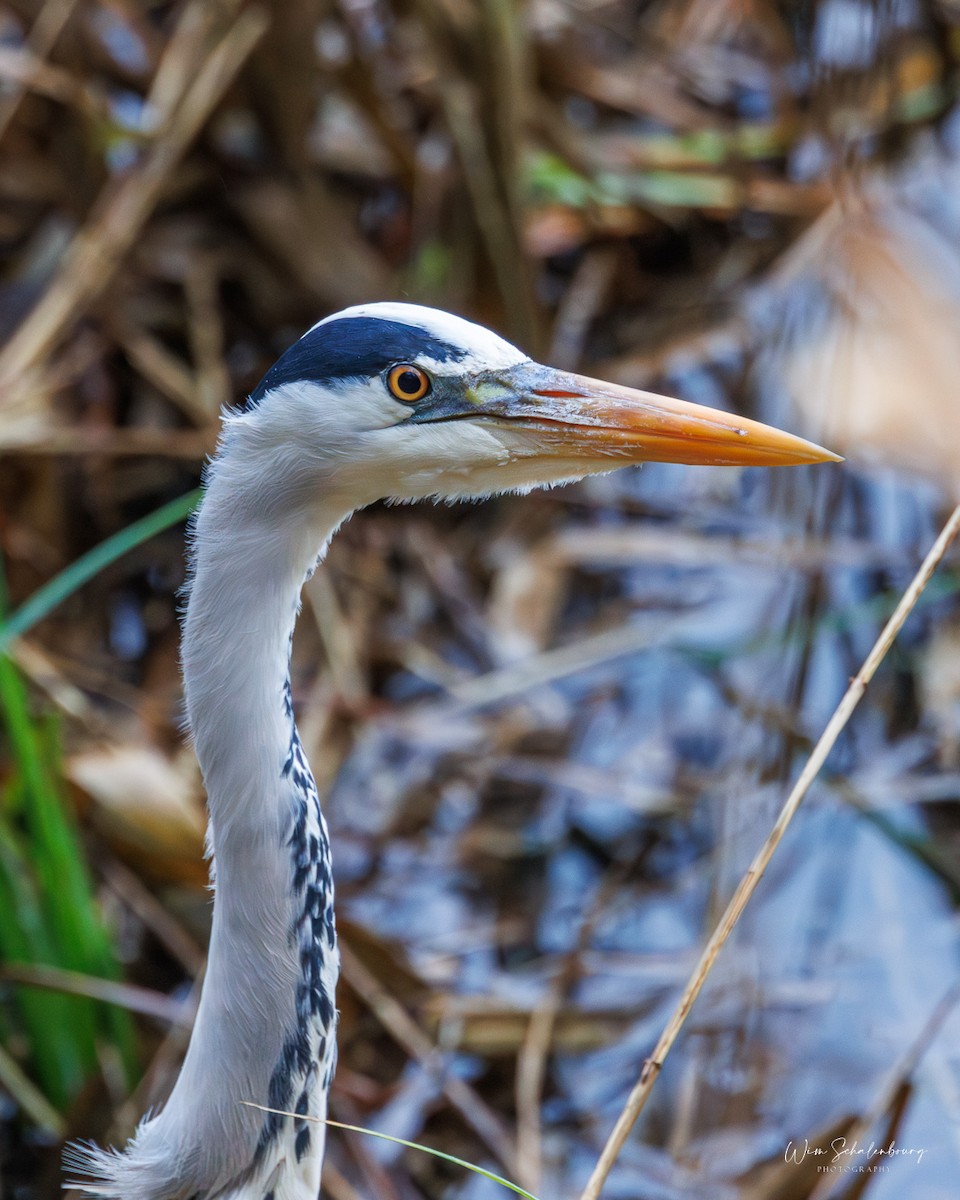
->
[182,488,346,834]
[163,474,351,1198]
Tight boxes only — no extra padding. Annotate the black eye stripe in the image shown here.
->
[246,317,465,408]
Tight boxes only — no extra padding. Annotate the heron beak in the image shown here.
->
[457,363,841,468]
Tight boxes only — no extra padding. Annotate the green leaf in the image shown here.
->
[0,553,144,1104]
[0,488,201,655]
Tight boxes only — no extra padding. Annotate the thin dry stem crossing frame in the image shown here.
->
[578,501,960,1200]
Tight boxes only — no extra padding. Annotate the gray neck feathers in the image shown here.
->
[69,422,349,1200]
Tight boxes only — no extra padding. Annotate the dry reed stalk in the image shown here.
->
[2,428,213,456]
[0,1041,65,1138]
[0,2,269,412]
[515,870,624,1194]
[0,0,83,142]
[0,962,193,1026]
[108,314,204,420]
[0,43,97,117]
[578,501,960,1200]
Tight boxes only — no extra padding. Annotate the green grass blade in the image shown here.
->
[325,1119,540,1199]
[0,488,201,655]
[0,556,139,1101]
[0,828,89,1105]
[1,661,103,964]
[241,1103,541,1200]
[34,715,138,1074]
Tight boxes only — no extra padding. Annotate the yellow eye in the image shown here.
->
[387,364,431,402]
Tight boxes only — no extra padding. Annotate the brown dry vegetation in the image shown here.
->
[4,2,960,1199]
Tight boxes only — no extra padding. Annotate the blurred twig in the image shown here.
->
[101,856,207,978]
[0,489,201,655]
[808,979,960,1200]
[0,0,83,143]
[340,942,520,1178]
[0,962,193,1027]
[515,869,626,1194]
[578,502,960,1200]
[0,1,269,411]
[0,1041,65,1138]
[1,429,213,456]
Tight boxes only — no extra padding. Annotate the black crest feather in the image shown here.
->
[247,317,467,407]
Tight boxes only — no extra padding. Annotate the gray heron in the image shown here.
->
[66,303,838,1200]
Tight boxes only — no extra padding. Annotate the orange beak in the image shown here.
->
[414,362,840,468]
[517,372,841,467]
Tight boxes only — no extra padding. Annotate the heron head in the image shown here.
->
[242,302,839,508]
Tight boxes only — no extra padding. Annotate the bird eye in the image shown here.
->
[387,364,431,403]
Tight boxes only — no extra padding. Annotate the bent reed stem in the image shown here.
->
[578,502,960,1200]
